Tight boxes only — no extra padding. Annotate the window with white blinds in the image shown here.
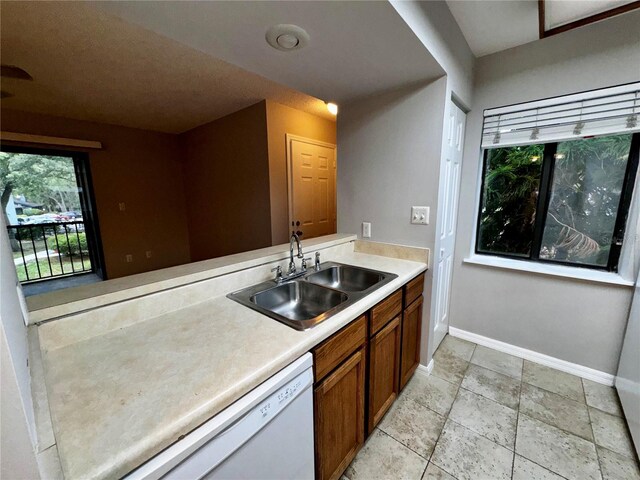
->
[482,83,640,148]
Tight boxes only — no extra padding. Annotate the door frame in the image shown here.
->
[0,144,107,281]
[285,134,337,236]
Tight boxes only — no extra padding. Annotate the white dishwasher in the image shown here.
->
[126,353,315,480]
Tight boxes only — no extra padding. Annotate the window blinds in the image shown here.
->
[482,83,640,148]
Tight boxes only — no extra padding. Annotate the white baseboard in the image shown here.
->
[416,359,434,377]
[448,326,615,386]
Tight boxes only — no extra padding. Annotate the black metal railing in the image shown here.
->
[6,221,93,283]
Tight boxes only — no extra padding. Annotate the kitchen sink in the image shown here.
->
[305,265,384,292]
[251,281,348,322]
[227,262,397,331]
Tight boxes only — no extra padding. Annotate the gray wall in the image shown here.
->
[450,11,640,374]
[338,77,447,364]
[0,214,39,477]
[390,0,474,108]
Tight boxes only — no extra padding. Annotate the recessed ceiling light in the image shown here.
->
[266,24,310,52]
[326,102,338,115]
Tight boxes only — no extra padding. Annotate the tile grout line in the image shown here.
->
[375,427,430,462]
[513,361,577,480]
[427,341,476,480]
[519,381,601,440]
[456,383,518,411]
[583,377,606,480]
[515,363,603,480]
[444,416,516,453]
[373,427,432,463]
[514,452,573,480]
[442,380,520,450]
[469,345,524,381]
[511,354,525,479]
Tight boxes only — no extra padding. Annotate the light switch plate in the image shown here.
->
[411,206,429,225]
[362,222,371,238]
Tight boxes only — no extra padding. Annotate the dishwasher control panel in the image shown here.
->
[277,378,304,404]
[258,375,310,422]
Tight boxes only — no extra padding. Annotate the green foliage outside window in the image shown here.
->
[478,144,544,256]
[478,133,634,269]
[56,232,89,256]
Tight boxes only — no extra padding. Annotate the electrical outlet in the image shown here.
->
[125,254,133,263]
[118,202,126,211]
[362,222,371,238]
[411,206,430,225]
[145,250,152,259]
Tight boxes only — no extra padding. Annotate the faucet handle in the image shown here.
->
[301,257,312,270]
[271,265,283,282]
[315,251,321,270]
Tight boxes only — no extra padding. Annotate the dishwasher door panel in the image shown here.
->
[200,386,314,480]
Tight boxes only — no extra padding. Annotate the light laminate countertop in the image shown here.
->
[39,249,427,479]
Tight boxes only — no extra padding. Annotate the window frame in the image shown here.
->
[474,132,640,272]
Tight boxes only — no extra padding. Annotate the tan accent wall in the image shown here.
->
[1,101,335,280]
[180,101,272,261]
[265,100,337,245]
[0,109,191,279]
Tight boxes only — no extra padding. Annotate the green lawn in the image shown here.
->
[16,257,91,282]
[12,238,47,259]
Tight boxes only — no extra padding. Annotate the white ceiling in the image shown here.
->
[446,0,638,58]
[92,1,444,104]
[0,2,337,133]
[0,1,444,133]
[446,1,539,57]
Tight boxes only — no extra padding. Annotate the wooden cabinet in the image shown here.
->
[368,315,401,433]
[314,315,366,382]
[400,294,423,390]
[314,349,366,480]
[312,271,426,479]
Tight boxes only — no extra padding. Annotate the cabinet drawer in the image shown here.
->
[404,273,425,307]
[370,290,402,336]
[313,315,367,382]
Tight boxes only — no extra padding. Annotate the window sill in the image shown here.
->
[463,254,635,287]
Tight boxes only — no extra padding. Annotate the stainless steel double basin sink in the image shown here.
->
[227,262,398,330]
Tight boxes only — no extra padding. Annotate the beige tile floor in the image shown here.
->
[343,335,640,480]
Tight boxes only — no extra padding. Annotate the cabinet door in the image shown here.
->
[314,348,366,480]
[368,316,401,433]
[400,295,423,390]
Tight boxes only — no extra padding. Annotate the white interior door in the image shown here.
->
[433,102,466,350]
[287,135,337,240]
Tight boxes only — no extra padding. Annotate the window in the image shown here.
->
[476,133,639,271]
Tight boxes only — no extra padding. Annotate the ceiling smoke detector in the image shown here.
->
[266,24,310,52]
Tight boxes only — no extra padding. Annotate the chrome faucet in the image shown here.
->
[270,233,312,283]
[288,232,303,275]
